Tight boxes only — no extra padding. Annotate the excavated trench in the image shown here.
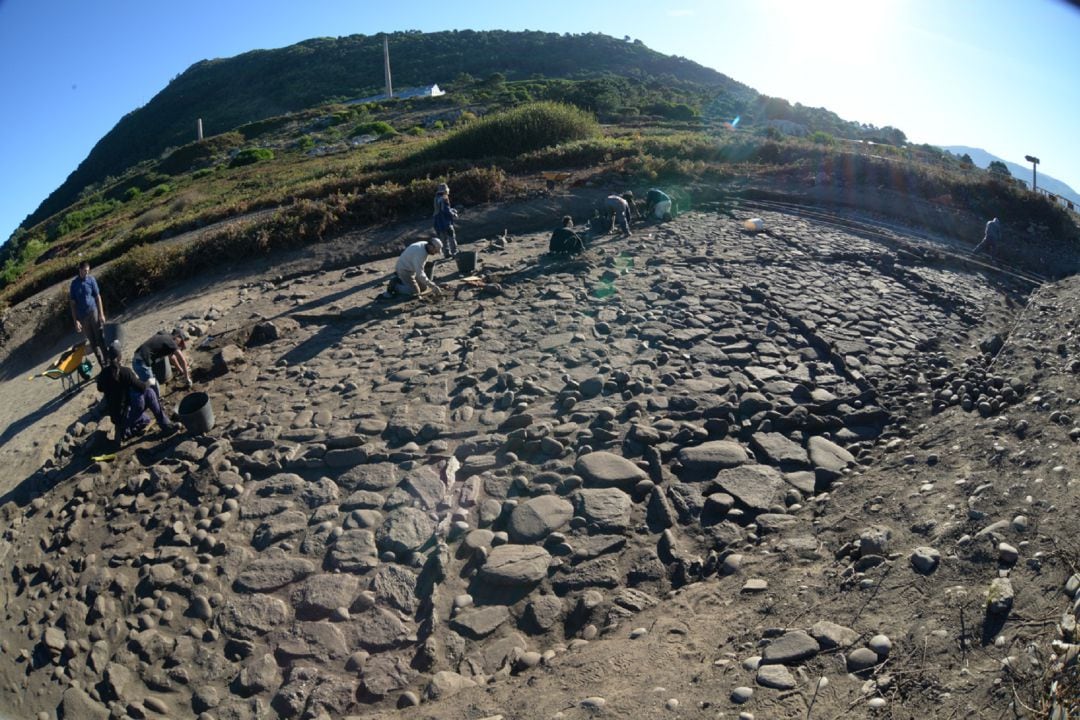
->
[0,206,1044,720]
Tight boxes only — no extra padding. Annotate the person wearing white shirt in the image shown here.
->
[387,237,444,298]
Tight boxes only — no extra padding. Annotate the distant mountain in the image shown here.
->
[943,145,1080,207]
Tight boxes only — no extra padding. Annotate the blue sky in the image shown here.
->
[1,0,1078,246]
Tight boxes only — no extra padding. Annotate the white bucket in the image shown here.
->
[743,218,765,232]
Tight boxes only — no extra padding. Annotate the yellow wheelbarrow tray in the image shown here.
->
[29,342,94,391]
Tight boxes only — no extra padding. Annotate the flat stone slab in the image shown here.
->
[449,606,511,640]
[576,488,632,532]
[376,507,437,556]
[292,574,360,618]
[756,664,797,689]
[338,462,399,491]
[508,496,574,542]
[479,545,552,586]
[271,621,348,663]
[327,529,379,573]
[761,630,820,664]
[810,620,859,650]
[218,595,290,639]
[751,432,810,469]
[251,510,308,550]
[808,435,854,478]
[712,464,788,511]
[677,441,749,480]
[344,607,411,652]
[234,557,316,593]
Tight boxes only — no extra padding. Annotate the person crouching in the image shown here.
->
[97,341,176,445]
[385,237,445,299]
[548,216,586,256]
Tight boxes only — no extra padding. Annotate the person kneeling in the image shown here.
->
[645,188,674,221]
[548,216,586,256]
[97,342,175,445]
[385,237,445,300]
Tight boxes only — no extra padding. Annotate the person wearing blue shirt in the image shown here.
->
[69,260,106,367]
[433,183,459,258]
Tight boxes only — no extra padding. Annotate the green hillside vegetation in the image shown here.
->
[1,30,1076,327]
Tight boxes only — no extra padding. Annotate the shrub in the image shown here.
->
[811,131,836,146]
[150,183,173,197]
[421,102,598,161]
[123,187,142,202]
[230,148,275,167]
[0,234,50,287]
[55,200,121,238]
[133,206,170,229]
[407,126,425,136]
[644,101,699,121]
[159,131,245,174]
[350,121,396,138]
[515,137,635,171]
[192,167,215,179]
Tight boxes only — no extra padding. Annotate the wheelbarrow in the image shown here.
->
[541,171,573,190]
[28,342,94,393]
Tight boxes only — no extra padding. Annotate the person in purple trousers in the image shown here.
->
[97,341,176,445]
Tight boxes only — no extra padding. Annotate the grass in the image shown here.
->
[3,96,1076,332]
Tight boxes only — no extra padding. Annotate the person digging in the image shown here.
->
[97,341,177,446]
[383,237,446,301]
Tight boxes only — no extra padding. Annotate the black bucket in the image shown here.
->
[103,322,124,352]
[177,392,215,434]
[455,250,477,275]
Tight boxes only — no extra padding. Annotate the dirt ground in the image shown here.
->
[0,189,1077,720]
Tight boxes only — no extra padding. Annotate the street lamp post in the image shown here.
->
[1025,155,1040,193]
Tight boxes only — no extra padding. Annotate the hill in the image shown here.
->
[944,145,1080,206]
[21,30,902,236]
[22,31,749,231]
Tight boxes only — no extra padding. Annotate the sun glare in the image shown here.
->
[770,0,900,68]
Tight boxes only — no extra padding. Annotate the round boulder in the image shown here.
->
[575,451,647,490]
[508,496,574,543]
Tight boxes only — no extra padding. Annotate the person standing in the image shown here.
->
[433,183,459,258]
[133,328,192,390]
[385,237,445,299]
[69,260,106,367]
